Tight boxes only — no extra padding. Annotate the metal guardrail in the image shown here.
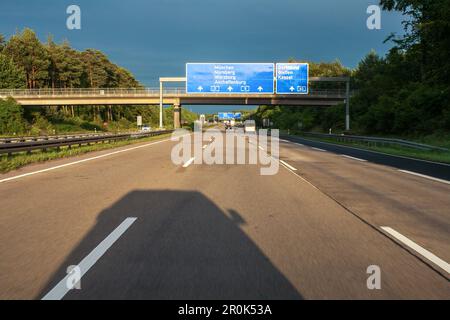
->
[0,130,173,155]
[0,132,116,144]
[300,132,449,152]
[0,87,353,98]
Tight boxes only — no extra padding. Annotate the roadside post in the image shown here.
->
[137,116,142,131]
[159,77,187,129]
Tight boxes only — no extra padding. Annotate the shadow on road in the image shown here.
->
[38,190,302,299]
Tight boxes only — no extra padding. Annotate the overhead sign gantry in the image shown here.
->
[218,112,241,120]
[186,63,275,94]
[186,62,309,95]
[276,63,309,94]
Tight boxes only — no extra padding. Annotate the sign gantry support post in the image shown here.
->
[159,81,163,129]
[346,79,350,131]
[309,76,351,132]
[159,77,186,129]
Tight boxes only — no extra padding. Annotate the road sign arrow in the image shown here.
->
[289,86,295,92]
[257,86,263,92]
[227,86,233,92]
[197,86,203,91]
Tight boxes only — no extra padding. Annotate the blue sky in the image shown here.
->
[0,0,404,113]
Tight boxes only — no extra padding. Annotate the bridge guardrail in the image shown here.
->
[0,88,353,98]
[0,130,173,155]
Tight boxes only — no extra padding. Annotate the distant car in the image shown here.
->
[141,125,151,132]
[244,120,256,133]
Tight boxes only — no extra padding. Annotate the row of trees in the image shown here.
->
[0,29,184,135]
[0,29,139,90]
[253,0,450,136]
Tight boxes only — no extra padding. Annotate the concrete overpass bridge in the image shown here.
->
[0,77,352,129]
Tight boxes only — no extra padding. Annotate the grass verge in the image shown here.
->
[291,134,450,164]
[0,133,173,174]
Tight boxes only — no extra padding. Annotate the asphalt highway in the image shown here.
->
[281,134,450,181]
[0,129,448,299]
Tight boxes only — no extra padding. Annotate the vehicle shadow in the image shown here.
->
[38,190,303,299]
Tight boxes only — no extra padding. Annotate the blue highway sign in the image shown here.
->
[276,63,309,94]
[186,63,274,94]
[218,112,235,120]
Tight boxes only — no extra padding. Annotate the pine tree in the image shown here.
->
[46,36,63,88]
[80,49,109,88]
[0,54,26,89]
[3,28,49,89]
[62,42,83,88]
[0,33,5,51]
[1,28,148,126]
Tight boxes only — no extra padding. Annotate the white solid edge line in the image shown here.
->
[341,155,367,162]
[183,157,195,168]
[398,170,450,185]
[273,138,302,147]
[281,139,304,147]
[0,138,174,184]
[380,227,450,274]
[280,160,297,171]
[42,217,137,300]
[312,147,326,152]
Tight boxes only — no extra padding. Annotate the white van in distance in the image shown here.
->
[244,120,256,133]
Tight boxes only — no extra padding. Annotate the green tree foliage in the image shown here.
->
[3,28,49,89]
[351,0,450,135]
[80,49,109,88]
[29,112,54,135]
[0,33,5,51]
[0,98,27,134]
[380,0,450,84]
[46,37,83,88]
[254,1,450,136]
[0,54,26,89]
[0,29,181,131]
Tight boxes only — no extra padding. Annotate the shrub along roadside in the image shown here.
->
[0,98,27,135]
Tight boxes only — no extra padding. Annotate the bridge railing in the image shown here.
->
[0,88,179,97]
[0,88,353,98]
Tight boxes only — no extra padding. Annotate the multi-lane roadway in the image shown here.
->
[0,128,448,299]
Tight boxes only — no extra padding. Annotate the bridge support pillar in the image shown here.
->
[173,103,182,129]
